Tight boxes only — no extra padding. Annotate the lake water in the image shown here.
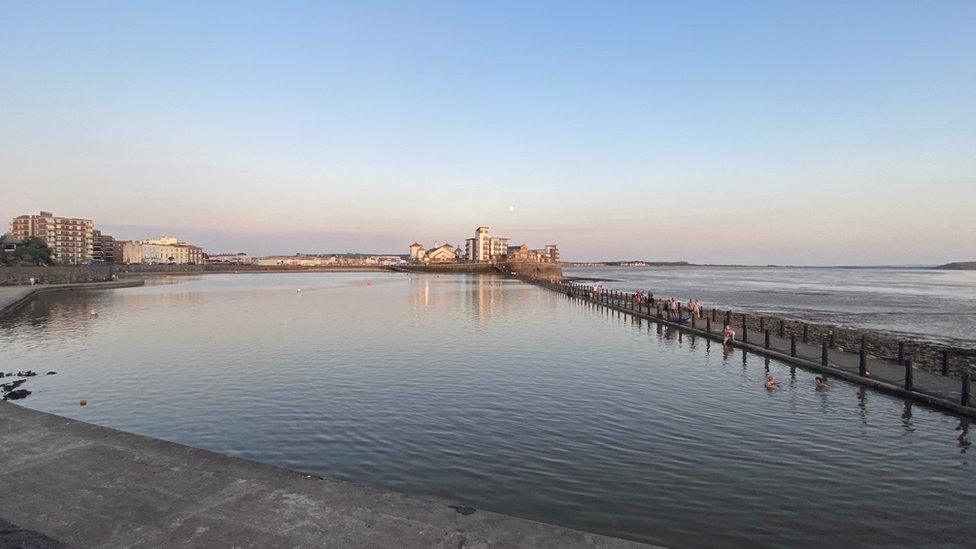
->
[3,273,974,547]
[565,266,976,348]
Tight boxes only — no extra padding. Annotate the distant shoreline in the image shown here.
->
[562,262,975,270]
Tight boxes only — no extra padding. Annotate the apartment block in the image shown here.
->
[10,211,94,264]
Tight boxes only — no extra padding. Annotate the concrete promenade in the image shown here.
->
[546,281,976,419]
[0,403,647,548]
[0,279,145,320]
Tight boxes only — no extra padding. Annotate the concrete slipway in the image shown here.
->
[0,403,650,548]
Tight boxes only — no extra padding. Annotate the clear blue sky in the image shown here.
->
[2,1,974,263]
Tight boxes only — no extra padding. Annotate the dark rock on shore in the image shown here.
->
[1,379,26,392]
[2,389,31,401]
[46,371,57,375]
[16,370,37,377]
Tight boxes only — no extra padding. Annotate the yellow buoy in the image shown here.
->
[79,399,87,406]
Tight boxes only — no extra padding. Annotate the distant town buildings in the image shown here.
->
[411,226,558,264]
[253,253,405,267]
[254,253,337,267]
[410,242,461,263]
[207,252,252,264]
[118,237,204,265]
[10,211,98,264]
[7,212,558,269]
[92,230,116,263]
[7,211,209,266]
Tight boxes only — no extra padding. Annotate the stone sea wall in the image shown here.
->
[394,263,493,274]
[498,261,563,281]
[397,261,563,280]
[115,264,390,274]
[693,303,975,377]
[568,283,975,377]
[0,265,114,286]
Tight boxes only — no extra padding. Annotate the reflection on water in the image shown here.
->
[2,272,974,547]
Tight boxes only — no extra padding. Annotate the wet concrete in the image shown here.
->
[0,279,145,320]
[0,517,67,548]
[0,403,649,548]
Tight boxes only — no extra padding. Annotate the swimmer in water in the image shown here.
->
[723,324,736,345]
[815,376,828,390]
[764,374,781,390]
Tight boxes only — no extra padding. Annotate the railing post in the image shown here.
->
[821,337,828,367]
[779,320,785,338]
[790,335,796,357]
[859,334,867,377]
[962,368,972,407]
[829,330,835,349]
[803,324,808,344]
[904,359,913,391]
[941,350,948,376]
[759,317,765,333]
[742,314,748,343]
[706,315,711,332]
[725,310,731,325]
[897,341,904,365]
[764,330,770,349]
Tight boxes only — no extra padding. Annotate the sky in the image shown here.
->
[1,1,974,264]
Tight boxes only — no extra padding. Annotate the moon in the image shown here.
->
[509,205,515,212]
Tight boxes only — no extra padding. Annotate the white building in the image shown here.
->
[425,243,458,262]
[254,254,338,267]
[119,236,204,265]
[208,253,252,264]
[464,226,509,262]
[409,242,426,262]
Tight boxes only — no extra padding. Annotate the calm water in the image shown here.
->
[566,266,976,347]
[3,273,974,547]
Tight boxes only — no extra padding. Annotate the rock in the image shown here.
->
[16,371,37,377]
[2,389,31,401]
[449,505,477,516]
[1,379,26,392]
[46,371,57,375]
